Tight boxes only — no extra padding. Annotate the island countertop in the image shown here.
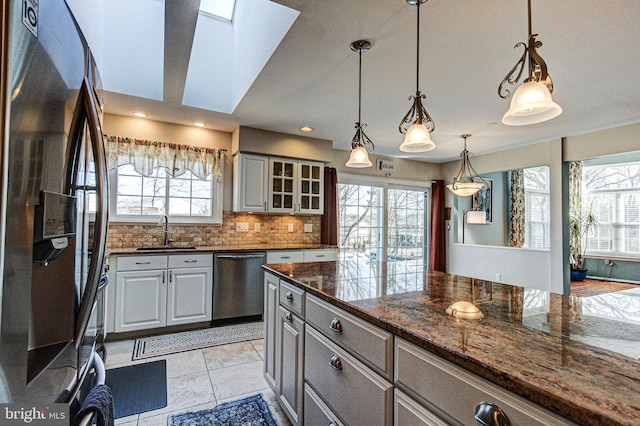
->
[262,259,640,426]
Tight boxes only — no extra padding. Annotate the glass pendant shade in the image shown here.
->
[446,301,484,320]
[346,145,373,168]
[399,122,435,153]
[446,181,484,197]
[502,81,562,126]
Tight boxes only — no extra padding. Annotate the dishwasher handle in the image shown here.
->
[216,254,266,260]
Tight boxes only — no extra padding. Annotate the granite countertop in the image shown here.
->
[262,257,640,426]
[107,244,336,256]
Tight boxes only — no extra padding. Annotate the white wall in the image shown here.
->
[449,245,551,290]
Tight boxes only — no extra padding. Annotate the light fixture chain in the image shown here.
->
[358,46,362,124]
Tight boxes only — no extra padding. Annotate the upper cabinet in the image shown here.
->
[234,153,324,215]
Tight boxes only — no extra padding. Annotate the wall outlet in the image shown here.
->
[288,223,294,233]
[495,273,502,282]
[254,223,261,232]
[236,222,249,232]
[604,259,614,267]
[304,224,313,233]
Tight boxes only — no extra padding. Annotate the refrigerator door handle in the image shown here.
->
[66,77,109,347]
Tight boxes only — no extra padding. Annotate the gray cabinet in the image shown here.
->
[264,272,279,390]
[394,338,576,426]
[305,326,393,426]
[264,273,306,426]
[277,306,304,426]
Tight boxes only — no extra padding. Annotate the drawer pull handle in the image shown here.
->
[329,318,342,332]
[284,312,292,322]
[474,402,511,426]
[135,261,151,265]
[316,255,325,258]
[285,291,294,300]
[184,259,198,263]
[281,256,291,259]
[329,354,342,371]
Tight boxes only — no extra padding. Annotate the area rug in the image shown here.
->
[169,394,279,426]
[105,360,167,418]
[132,322,263,360]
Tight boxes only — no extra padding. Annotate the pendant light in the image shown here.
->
[447,134,486,197]
[399,0,435,153]
[498,0,562,126]
[346,40,374,168]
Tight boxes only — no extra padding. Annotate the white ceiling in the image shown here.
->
[100,0,640,163]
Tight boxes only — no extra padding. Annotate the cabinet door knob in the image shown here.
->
[329,354,342,371]
[284,312,292,322]
[285,291,294,300]
[329,318,342,332]
[474,402,511,426]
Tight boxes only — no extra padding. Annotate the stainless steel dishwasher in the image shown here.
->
[213,252,267,323]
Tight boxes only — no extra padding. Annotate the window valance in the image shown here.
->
[105,135,224,180]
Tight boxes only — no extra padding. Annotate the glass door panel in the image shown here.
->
[387,189,427,270]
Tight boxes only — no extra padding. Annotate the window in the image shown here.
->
[583,162,640,257]
[524,166,550,249]
[110,164,223,223]
[200,0,236,21]
[338,180,429,271]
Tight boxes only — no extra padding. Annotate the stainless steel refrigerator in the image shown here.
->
[0,0,109,410]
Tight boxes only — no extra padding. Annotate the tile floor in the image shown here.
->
[104,338,292,426]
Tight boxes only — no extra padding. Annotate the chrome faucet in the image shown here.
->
[158,214,174,246]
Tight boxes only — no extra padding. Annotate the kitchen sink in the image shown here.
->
[136,246,197,251]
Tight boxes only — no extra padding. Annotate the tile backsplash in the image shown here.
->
[106,211,321,249]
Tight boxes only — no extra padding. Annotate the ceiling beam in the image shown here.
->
[164,0,201,104]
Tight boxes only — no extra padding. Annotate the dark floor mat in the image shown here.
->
[105,359,167,418]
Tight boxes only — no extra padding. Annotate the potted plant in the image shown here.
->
[569,198,597,281]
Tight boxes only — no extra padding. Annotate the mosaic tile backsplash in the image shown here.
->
[106,211,322,249]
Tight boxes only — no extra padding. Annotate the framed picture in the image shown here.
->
[472,179,492,223]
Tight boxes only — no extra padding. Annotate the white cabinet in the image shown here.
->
[233,153,324,214]
[114,254,213,333]
[115,268,167,332]
[233,154,269,212]
[266,248,337,264]
[167,266,212,326]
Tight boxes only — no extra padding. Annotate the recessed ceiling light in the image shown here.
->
[133,112,147,118]
[299,126,313,132]
[194,122,205,127]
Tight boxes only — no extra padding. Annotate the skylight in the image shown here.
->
[200,0,236,21]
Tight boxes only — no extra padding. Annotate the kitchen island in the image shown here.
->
[263,257,640,426]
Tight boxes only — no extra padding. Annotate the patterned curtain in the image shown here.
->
[509,169,525,247]
[105,136,224,180]
[569,161,583,266]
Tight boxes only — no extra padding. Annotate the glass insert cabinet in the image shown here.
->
[232,153,324,214]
